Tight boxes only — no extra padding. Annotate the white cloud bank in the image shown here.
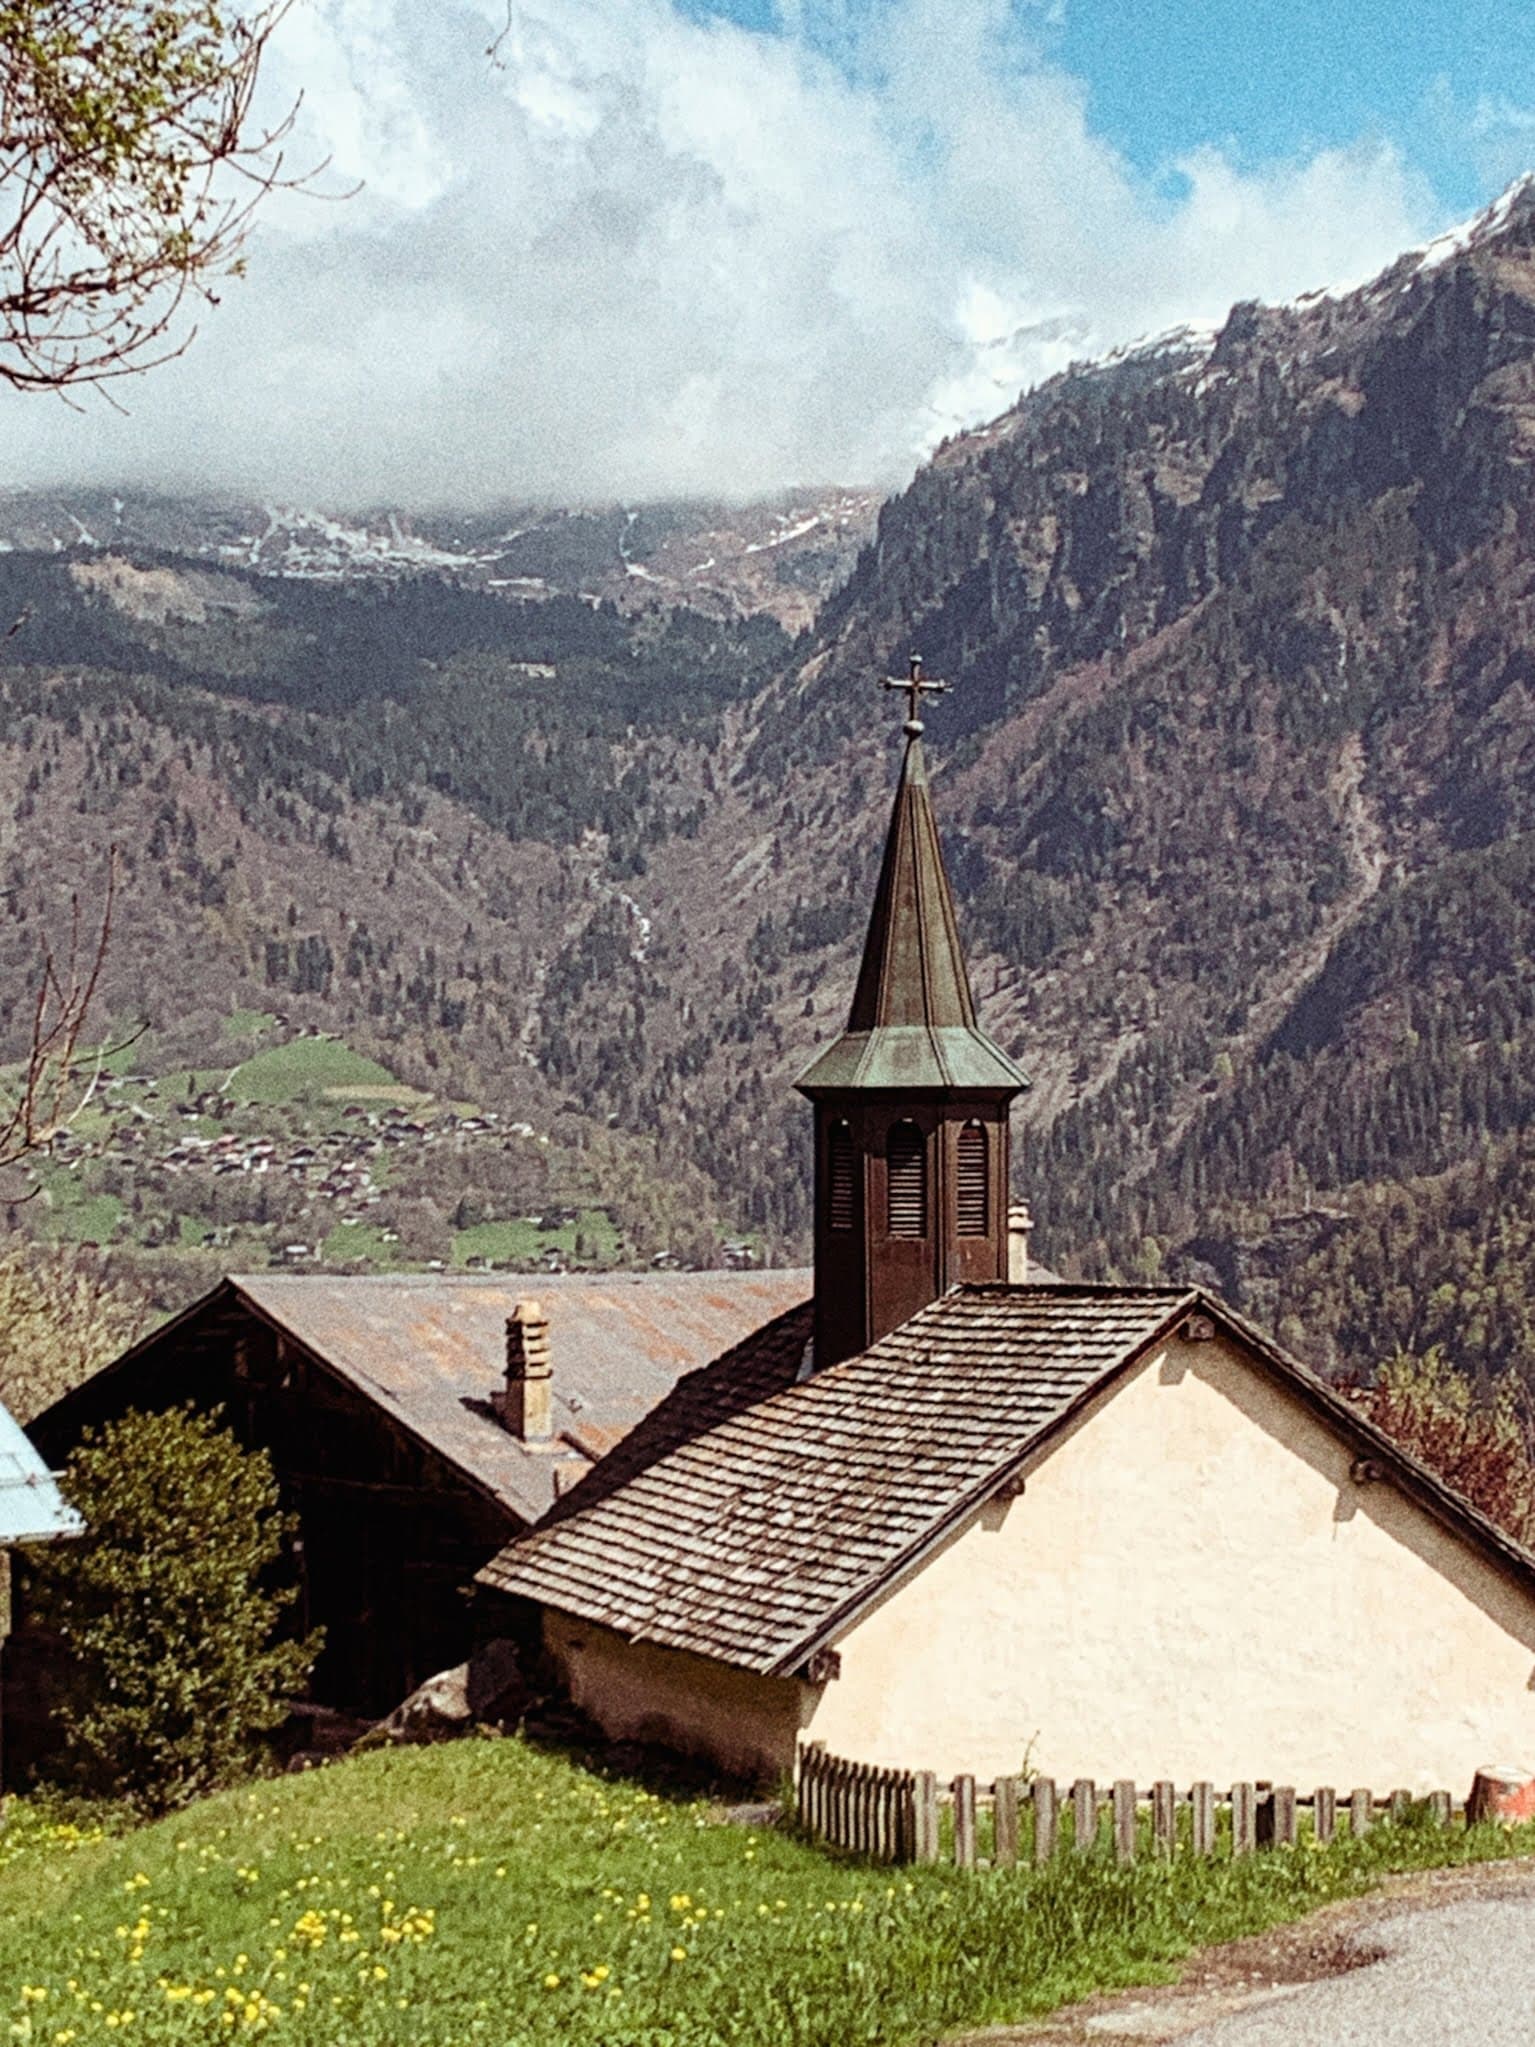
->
[0,0,1442,506]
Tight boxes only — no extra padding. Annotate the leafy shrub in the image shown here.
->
[26,1405,321,1814]
[0,1245,149,1424]
[1348,1349,1535,1543]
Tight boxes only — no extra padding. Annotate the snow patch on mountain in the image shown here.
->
[1413,172,1535,276]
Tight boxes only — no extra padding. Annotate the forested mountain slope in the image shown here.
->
[11,183,1535,1387]
[648,174,1535,1381]
[0,557,791,1288]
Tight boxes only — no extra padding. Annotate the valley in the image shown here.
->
[11,184,1535,1389]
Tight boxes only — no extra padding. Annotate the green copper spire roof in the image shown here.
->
[795,711,1028,1099]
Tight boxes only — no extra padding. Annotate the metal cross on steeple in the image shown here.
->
[882,653,950,737]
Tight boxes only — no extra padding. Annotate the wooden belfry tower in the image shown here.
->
[796,658,1028,1369]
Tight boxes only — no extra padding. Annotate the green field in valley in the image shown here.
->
[35,1184,123,1247]
[451,1209,621,1269]
[0,1742,1531,2047]
[228,1040,406,1107]
[322,1223,401,1268]
[223,1011,280,1041]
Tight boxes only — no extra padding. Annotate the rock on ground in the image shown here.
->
[372,1639,529,1745]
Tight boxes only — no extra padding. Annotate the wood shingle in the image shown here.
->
[478,1285,1197,1672]
[484,1281,1535,1687]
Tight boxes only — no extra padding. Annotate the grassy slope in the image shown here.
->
[228,1041,402,1107]
[1,1743,1531,2047]
[451,1211,620,1269]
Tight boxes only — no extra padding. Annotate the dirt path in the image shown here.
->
[947,1856,1535,2045]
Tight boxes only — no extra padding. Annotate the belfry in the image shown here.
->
[795,658,1028,1368]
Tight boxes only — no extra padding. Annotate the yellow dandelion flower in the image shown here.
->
[671,1948,687,1963]
[542,1974,561,1991]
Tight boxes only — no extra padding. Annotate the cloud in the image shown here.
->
[0,0,1441,506]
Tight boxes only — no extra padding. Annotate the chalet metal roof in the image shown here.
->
[49,1270,810,1528]
[479,1282,1535,1677]
[795,733,1026,1097]
[0,1400,80,1545]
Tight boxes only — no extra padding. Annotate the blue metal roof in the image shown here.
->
[0,1400,80,1544]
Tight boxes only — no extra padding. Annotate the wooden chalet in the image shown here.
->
[8,1268,806,1773]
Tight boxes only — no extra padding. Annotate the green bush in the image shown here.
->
[26,1405,321,1815]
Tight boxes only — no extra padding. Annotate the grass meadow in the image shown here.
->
[227,1041,402,1107]
[1,1740,1532,2047]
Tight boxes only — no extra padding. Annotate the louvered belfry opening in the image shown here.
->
[827,1121,857,1232]
[956,1120,988,1236]
[886,1120,928,1238]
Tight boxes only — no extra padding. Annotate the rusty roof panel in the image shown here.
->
[231,1269,809,1524]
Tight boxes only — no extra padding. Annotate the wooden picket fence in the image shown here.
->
[795,1741,1459,1869]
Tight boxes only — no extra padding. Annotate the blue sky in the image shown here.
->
[684,0,1534,216]
[1054,0,1532,213]
[7,0,1531,504]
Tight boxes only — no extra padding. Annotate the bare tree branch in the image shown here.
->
[0,2,328,391]
[0,847,140,1174]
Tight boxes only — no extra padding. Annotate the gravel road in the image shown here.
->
[1179,1887,1535,2044]
[959,1859,1535,2047]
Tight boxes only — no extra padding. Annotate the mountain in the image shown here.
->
[0,546,799,1296]
[0,487,881,630]
[12,179,1535,1390]
[709,169,1535,1376]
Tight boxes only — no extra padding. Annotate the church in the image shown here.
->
[480,667,1535,1793]
[18,662,1535,1795]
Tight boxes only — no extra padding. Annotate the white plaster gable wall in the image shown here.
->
[806,1330,1535,1791]
[542,1608,811,1783]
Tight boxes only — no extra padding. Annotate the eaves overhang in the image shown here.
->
[794,1024,1028,1098]
[771,1287,1535,1680]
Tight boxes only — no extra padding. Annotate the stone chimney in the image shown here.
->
[1007,1202,1033,1284]
[499,1299,552,1443]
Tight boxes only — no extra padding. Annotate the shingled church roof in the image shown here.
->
[479,1283,1535,1675]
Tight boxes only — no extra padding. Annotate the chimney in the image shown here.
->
[499,1299,552,1442]
[1007,1202,1033,1284]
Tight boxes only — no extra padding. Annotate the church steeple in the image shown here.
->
[795,659,1028,1369]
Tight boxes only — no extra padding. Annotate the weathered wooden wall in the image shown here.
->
[4,1294,521,1783]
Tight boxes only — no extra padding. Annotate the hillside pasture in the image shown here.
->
[451,1208,620,1269]
[228,1041,402,1107]
[1,1741,1532,2047]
